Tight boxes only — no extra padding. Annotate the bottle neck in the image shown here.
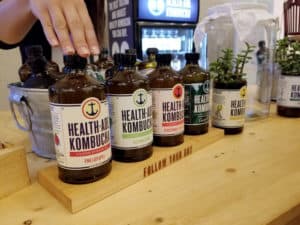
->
[28,56,47,74]
[100,53,109,61]
[186,60,199,65]
[123,65,136,71]
[157,62,170,67]
[116,64,124,71]
[63,66,86,75]
[148,54,156,62]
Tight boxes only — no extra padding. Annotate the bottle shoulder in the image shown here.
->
[52,72,104,90]
[180,64,210,83]
[106,70,150,93]
[23,72,55,88]
[148,66,182,88]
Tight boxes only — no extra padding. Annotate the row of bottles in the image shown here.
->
[46,51,209,184]
[20,46,298,185]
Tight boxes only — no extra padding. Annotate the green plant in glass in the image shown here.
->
[210,42,254,135]
[210,42,255,83]
[276,38,300,118]
[276,38,300,75]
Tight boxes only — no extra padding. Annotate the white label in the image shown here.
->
[107,89,153,150]
[50,98,112,170]
[277,75,300,107]
[212,87,247,128]
[152,84,185,136]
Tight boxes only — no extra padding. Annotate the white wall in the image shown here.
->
[0,48,21,110]
[199,0,275,19]
[200,0,230,19]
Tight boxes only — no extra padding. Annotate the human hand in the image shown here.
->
[29,0,99,57]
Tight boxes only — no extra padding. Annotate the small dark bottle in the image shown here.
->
[19,45,60,83]
[18,63,31,82]
[49,54,112,184]
[138,48,158,76]
[180,53,210,135]
[212,80,247,135]
[277,73,300,117]
[23,46,56,88]
[106,53,153,162]
[149,54,184,146]
[105,53,124,81]
[125,48,137,55]
[46,57,60,74]
[95,48,114,81]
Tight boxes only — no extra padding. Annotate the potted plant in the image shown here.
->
[210,43,254,134]
[276,38,300,117]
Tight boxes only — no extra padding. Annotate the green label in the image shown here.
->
[107,89,153,150]
[184,81,210,125]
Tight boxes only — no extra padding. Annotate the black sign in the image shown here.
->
[107,0,134,55]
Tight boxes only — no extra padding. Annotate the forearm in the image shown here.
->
[0,0,36,44]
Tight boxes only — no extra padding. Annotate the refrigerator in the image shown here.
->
[107,0,200,70]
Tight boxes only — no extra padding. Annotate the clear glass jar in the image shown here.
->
[202,3,277,120]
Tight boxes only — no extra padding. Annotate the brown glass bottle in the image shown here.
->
[212,80,247,135]
[19,45,60,83]
[180,53,210,135]
[277,73,300,117]
[23,46,56,88]
[46,60,61,81]
[106,53,153,162]
[105,53,124,81]
[149,54,184,146]
[138,48,158,76]
[49,55,112,184]
[18,63,31,82]
[95,48,114,81]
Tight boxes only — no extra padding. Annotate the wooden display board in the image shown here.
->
[38,128,224,213]
[0,144,30,199]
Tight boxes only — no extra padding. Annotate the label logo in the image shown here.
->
[82,97,101,119]
[203,80,210,94]
[54,133,60,146]
[240,86,247,98]
[173,84,184,99]
[133,89,148,107]
[148,0,165,16]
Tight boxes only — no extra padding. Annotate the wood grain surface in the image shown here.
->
[38,128,223,213]
[0,109,300,225]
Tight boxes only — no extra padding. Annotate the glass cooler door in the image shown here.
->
[137,25,195,70]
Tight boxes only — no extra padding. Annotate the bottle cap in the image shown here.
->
[146,48,158,56]
[125,49,137,55]
[101,48,109,54]
[185,53,200,61]
[156,54,172,65]
[25,45,43,58]
[123,54,136,66]
[113,53,124,65]
[63,54,87,69]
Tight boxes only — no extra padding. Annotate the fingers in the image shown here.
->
[76,2,100,55]
[63,3,90,57]
[29,0,100,57]
[38,10,59,47]
[49,4,75,55]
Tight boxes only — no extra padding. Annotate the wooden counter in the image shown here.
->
[0,108,300,225]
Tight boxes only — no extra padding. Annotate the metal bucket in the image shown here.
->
[8,82,55,159]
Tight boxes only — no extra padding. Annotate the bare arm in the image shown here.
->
[0,0,36,44]
[0,0,100,57]
[29,0,100,57]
